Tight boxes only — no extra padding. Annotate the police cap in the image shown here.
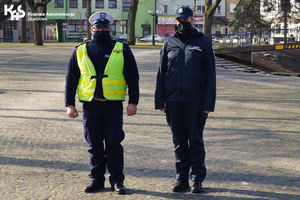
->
[89,12,114,26]
[176,6,193,19]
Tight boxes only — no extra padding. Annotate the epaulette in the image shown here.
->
[75,41,89,48]
[116,40,129,46]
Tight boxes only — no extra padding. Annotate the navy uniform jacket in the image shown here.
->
[65,39,139,107]
[155,28,216,111]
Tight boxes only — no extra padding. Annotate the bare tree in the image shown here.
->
[127,0,139,45]
[26,0,51,46]
[203,0,222,41]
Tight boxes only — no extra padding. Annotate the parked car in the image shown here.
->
[140,35,164,43]
[118,34,127,42]
[212,36,222,43]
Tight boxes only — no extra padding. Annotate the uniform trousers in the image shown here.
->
[83,100,125,184]
[166,101,207,183]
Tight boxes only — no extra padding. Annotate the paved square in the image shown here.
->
[0,46,299,199]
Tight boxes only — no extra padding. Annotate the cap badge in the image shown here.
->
[100,12,106,19]
[178,8,183,14]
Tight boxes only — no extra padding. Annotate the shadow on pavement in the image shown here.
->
[0,156,89,171]
[125,188,269,200]
[0,115,75,122]
[1,156,299,199]
[1,89,64,93]
[206,187,300,200]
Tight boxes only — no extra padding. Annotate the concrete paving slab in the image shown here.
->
[0,46,299,200]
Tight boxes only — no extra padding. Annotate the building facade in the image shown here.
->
[223,0,239,35]
[44,0,155,41]
[1,0,245,43]
[123,0,154,38]
[46,0,124,41]
[156,0,227,36]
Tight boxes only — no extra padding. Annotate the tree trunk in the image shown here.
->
[33,21,43,45]
[56,20,63,42]
[284,10,288,43]
[203,0,222,42]
[203,12,214,41]
[87,0,91,40]
[26,0,51,46]
[20,0,27,43]
[250,0,254,42]
[128,0,139,45]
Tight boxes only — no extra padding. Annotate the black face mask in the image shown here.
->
[93,31,111,44]
[177,21,192,35]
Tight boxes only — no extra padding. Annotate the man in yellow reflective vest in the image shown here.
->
[65,12,139,194]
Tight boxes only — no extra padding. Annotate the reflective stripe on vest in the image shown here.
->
[76,42,126,101]
[102,42,126,100]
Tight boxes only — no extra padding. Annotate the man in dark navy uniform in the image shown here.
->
[65,12,139,194]
[155,7,216,193]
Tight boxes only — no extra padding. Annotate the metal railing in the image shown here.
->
[211,28,300,48]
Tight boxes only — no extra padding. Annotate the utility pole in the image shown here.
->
[87,0,91,40]
[152,0,157,46]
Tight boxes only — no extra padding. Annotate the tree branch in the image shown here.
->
[207,0,222,15]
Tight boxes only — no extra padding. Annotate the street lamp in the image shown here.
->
[148,10,156,46]
[148,0,157,46]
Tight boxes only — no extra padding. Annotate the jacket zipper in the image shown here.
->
[180,44,187,100]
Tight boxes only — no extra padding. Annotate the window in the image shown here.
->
[96,0,104,8]
[55,0,63,8]
[120,20,127,34]
[159,5,168,14]
[109,0,117,8]
[276,24,281,34]
[196,6,201,15]
[217,6,221,14]
[214,6,221,14]
[82,0,86,8]
[123,0,131,11]
[230,3,236,13]
[69,0,78,8]
[69,20,85,32]
[196,5,205,15]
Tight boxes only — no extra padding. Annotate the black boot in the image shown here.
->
[84,181,104,193]
[111,183,126,194]
[191,181,203,193]
[172,180,189,192]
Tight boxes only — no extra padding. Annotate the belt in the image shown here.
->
[93,97,107,102]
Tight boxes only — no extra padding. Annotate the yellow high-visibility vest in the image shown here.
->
[76,42,126,101]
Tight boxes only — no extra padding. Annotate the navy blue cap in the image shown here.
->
[176,6,193,19]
